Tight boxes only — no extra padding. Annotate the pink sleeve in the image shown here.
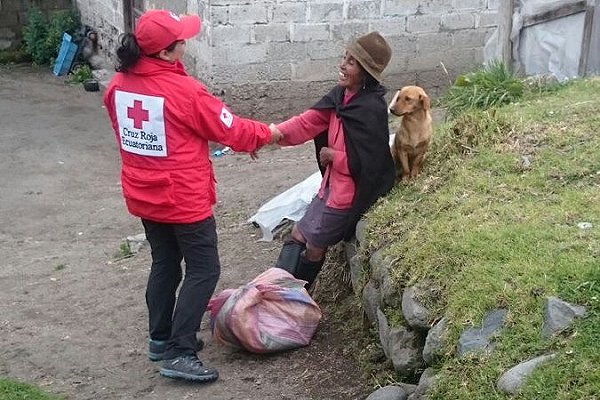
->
[277,109,330,146]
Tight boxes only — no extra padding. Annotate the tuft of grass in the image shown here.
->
[54,263,66,271]
[67,63,93,84]
[441,61,525,118]
[112,241,133,261]
[0,377,63,400]
[361,77,600,399]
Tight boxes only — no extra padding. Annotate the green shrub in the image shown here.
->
[68,63,93,83]
[22,7,80,65]
[23,8,48,65]
[441,61,525,118]
[0,49,31,64]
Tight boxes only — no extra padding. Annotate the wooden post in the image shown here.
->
[579,5,595,76]
[499,0,515,70]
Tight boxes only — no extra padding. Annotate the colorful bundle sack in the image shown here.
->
[207,267,322,353]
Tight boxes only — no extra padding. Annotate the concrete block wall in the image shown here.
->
[75,0,127,69]
[74,0,499,121]
[206,0,499,120]
[0,0,73,51]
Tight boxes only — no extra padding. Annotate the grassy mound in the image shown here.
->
[362,77,600,398]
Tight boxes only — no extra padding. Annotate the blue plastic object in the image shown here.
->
[53,32,78,76]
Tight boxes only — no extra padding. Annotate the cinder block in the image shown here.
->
[487,0,500,10]
[372,19,408,37]
[273,2,306,23]
[383,0,421,17]
[478,10,499,27]
[293,58,338,81]
[388,34,417,55]
[406,51,446,72]
[210,6,229,25]
[330,22,370,40]
[212,25,252,45]
[348,0,382,20]
[441,12,476,30]
[292,23,330,42]
[406,14,441,33]
[308,3,344,22]
[415,32,452,53]
[453,0,486,10]
[452,28,494,48]
[267,41,307,61]
[385,71,419,91]
[254,23,290,43]
[0,11,18,27]
[307,39,344,60]
[419,0,455,14]
[229,4,268,24]
[386,54,409,74]
[212,43,268,65]
[212,62,292,84]
[210,0,255,5]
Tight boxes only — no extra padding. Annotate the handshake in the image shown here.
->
[268,123,283,144]
[249,123,283,160]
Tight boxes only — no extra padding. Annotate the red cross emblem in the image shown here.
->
[127,100,149,129]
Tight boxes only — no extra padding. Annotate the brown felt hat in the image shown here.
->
[346,31,392,82]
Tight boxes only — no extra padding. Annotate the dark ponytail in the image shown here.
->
[116,33,141,72]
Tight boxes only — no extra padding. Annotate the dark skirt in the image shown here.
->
[296,187,351,248]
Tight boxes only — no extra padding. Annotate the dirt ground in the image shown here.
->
[0,64,372,400]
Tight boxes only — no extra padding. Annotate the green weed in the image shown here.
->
[441,61,525,119]
[0,377,63,400]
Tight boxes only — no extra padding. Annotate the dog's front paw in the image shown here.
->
[401,174,410,185]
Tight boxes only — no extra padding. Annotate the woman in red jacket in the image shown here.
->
[103,9,280,383]
[272,32,396,290]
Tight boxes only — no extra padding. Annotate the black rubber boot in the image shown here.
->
[295,256,325,290]
[275,240,306,276]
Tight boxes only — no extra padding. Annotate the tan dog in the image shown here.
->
[389,86,433,184]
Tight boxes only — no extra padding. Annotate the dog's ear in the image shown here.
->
[420,93,431,111]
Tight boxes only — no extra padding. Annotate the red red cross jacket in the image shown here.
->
[103,56,271,223]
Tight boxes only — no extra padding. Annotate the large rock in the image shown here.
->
[377,309,425,374]
[423,317,448,365]
[402,286,433,330]
[366,385,411,400]
[497,353,556,394]
[542,297,587,339]
[369,249,399,307]
[363,280,380,325]
[457,308,507,357]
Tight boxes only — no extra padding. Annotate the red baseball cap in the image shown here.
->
[135,9,201,55]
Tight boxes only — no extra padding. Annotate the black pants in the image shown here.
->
[142,217,220,360]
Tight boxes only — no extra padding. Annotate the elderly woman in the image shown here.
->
[272,32,396,289]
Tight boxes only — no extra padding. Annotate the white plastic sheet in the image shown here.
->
[248,134,397,242]
[515,2,585,81]
[484,0,600,80]
[248,171,321,241]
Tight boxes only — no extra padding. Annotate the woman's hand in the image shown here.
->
[269,123,283,144]
[319,147,335,167]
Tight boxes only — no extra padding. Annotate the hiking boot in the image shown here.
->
[159,355,219,382]
[148,338,204,362]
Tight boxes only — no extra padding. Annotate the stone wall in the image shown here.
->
[74,0,499,121]
[0,0,73,51]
